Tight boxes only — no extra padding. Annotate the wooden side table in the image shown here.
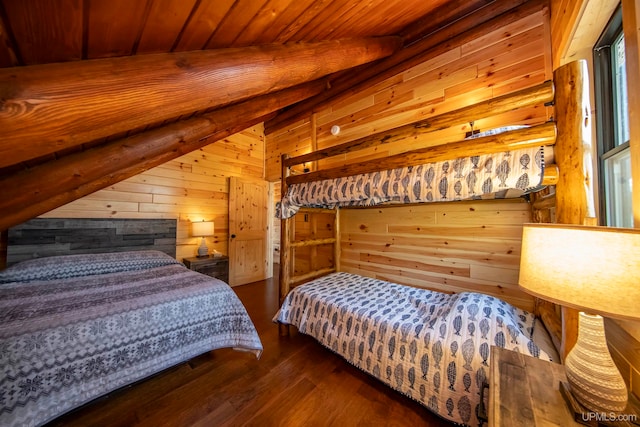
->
[183,255,229,283]
[488,346,580,426]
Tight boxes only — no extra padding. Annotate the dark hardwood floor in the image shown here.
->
[48,271,454,427]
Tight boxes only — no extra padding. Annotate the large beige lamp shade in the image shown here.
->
[519,223,640,319]
[192,220,214,257]
[519,223,640,414]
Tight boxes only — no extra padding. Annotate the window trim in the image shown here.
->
[593,5,627,225]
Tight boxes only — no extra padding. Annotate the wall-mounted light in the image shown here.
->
[465,121,480,138]
[330,125,341,135]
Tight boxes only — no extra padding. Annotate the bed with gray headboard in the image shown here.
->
[6,218,177,265]
[0,218,263,427]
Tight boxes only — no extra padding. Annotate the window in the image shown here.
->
[594,6,632,227]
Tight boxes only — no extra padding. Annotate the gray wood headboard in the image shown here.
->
[6,218,177,266]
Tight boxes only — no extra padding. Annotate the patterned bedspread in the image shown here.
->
[274,272,551,426]
[0,251,263,427]
[277,144,547,219]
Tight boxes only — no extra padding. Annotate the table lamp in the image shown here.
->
[518,223,640,415]
[192,220,214,257]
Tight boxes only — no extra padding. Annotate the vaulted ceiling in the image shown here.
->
[0,0,534,230]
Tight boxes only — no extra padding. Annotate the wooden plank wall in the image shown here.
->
[38,125,265,262]
[265,6,553,181]
[267,5,552,311]
[340,199,534,311]
[292,211,336,277]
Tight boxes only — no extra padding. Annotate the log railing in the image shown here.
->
[283,80,556,183]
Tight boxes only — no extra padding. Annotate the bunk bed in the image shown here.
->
[274,60,594,426]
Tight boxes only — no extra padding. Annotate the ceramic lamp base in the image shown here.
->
[197,237,209,257]
[564,312,628,413]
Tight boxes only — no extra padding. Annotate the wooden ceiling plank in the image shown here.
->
[2,0,82,65]
[0,5,19,68]
[249,0,312,42]
[0,36,401,170]
[0,81,325,232]
[293,0,367,41]
[330,0,446,40]
[86,0,149,59]
[264,0,535,134]
[172,0,235,51]
[137,0,198,54]
[400,0,488,45]
[231,0,298,47]
[320,0,403,41]
[205,0,270,49]
[275,0,333,43]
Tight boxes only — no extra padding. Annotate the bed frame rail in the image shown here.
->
[283,80,557,187]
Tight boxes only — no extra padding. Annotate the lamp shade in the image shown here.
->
[192,220,214,237]
[518,223,640,320]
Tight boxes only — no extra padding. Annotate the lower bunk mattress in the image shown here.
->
[274,272,555,426]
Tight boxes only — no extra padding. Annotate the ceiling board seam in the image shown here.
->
[131,0,155,55]
[0,0,22,65]
[171,0,203,52]
[81,0,89,59]
[203,0,241,49]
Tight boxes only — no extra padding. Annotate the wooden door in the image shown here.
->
[228,176,269,286]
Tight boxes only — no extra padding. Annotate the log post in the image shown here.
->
[553,59,596,360]
[334,208,341,273]
[279,154,292,336]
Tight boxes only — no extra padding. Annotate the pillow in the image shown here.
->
[532,318,561,363]
[0,250,180,283]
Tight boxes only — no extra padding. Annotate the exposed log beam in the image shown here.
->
[286,123,556,185]
[0,81,325,232]
[0,36,401,169]
[264,0,542,134]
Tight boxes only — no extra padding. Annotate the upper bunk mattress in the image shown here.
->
[277,145,548,219]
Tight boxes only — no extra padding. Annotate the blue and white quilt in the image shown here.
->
[0,250,263,427]
[274,272,552,426]
[277,146,547,219]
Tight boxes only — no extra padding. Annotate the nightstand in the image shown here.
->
[488,346,580,426]
[183,255,229,282]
